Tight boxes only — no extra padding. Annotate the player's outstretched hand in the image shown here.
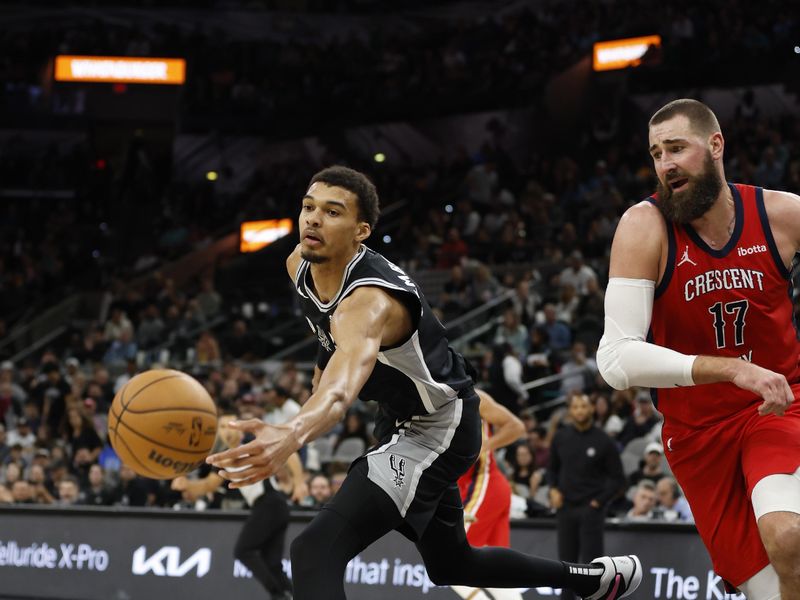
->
[730,362,794,417]
[206,419,300,488]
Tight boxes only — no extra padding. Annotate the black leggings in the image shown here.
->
[290,462,596,600]
[234,489,292,597]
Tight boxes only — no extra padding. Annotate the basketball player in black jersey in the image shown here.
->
[207,166,641,600]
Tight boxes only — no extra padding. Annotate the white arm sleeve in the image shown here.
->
[596,278,696,390]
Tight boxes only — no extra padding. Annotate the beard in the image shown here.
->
[656,152,724,223]
[300,248,329,263]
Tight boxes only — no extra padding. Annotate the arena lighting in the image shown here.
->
[54,55,186,85]
[374,152,386,163]
[593,35,662,71]
[240,219,293,253]
[206,171,219,181]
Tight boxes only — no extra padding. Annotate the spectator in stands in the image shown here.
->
[64,406,103,466]
[0,361,26,419]
[655,476,693,523]
[558,251,597,296]
[307,473,333,508]
[57,476,81,505]
[103,328,138,368]
[2,461,22,486]
[263,385,301,426]
[7,417,35,449]
[548,393,625,600]
[195,329,222,364]
[196,277,222,318]
[509,443,542,500]
[27,463,54,504]
[593,394,624,439]
[223,319,260,361]
[493,307,529,358]
[527,426,551,470]
[488,343,529,415]
[558,342,598,397]
[11,480,35,504]
[471,264,501,306]
[31,362,70,437]
[554,284,580,325]
[112,464,157,506]
[81,464,114,506]
[617,394,661,448]
[628,442,667,487]
[624,481,657,522]
[437,227,469,268]
[511,278,540,328]
[329,470,348,496]
[104,308,134,341]
[333,409,374,453]
[137,303,165,349]
[439,265,473,319]
[537,304,572,355]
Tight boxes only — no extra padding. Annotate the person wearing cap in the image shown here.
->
[628,442,667,488]
[547,393,627,600]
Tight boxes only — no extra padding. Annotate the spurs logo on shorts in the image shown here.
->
[389,454,406,488]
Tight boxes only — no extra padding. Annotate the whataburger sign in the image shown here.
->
[55,55,186,85]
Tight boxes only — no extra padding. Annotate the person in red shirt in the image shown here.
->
[598,98,800,599]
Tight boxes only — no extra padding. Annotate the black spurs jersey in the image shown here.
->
[294,245,475,438]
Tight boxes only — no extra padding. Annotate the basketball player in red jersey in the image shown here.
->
[452,388,525,600]
[598,98,800,599]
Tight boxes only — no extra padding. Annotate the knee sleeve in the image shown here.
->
[737,564,780,600]
[752,467,800,520]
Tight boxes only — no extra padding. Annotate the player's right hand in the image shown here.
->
[170,476,188,491]
[730,361,794,416]
[206,418,301,488]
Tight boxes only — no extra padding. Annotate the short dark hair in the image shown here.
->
[309,166,380,229]
[649,98,721,137]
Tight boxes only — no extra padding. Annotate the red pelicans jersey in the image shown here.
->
[457,419,511,547]
[649,183,800,428]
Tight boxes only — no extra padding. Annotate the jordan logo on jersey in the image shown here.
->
[389,454,406,488]
[677,246,697,267]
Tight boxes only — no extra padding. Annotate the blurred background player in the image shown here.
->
[451,388,526,600]
[172,414,307,600]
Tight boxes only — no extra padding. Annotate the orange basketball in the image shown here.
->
[107,369,218,479]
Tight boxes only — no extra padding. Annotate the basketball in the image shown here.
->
[107,369,218,480]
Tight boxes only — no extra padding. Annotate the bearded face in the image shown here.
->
[656,150,724,223]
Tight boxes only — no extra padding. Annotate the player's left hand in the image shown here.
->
[206,419,301,488]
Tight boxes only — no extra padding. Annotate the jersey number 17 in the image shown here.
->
[708,299,749,349]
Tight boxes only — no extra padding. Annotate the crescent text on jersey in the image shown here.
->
[684,268,765,302]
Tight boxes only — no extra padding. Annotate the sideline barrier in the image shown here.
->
[0,506,743,599]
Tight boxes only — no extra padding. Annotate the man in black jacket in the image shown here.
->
[548,393,626,600]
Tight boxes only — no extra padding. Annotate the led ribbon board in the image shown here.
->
[593,36,661,71]
[55,55,186,85]
[240,219,294,253]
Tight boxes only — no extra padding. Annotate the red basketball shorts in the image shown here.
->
[662,383,800,586]
[458,466,512,548]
